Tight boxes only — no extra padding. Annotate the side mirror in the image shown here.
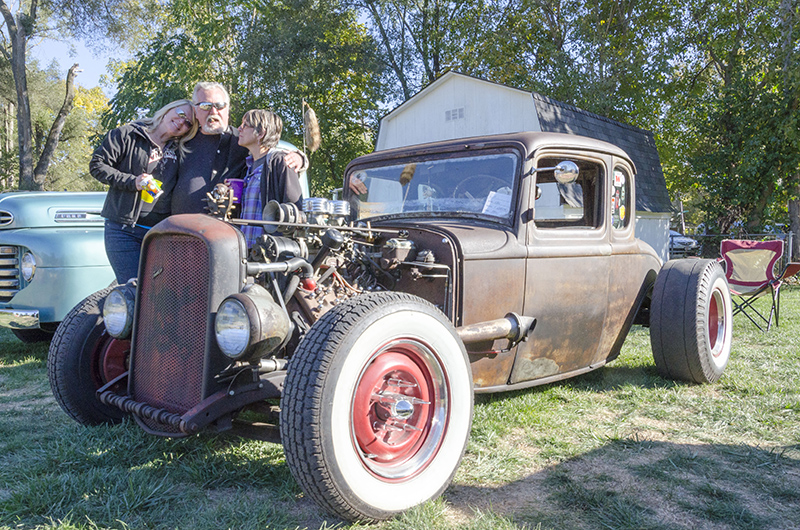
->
[532,160,580,184]
[554,161,579,184]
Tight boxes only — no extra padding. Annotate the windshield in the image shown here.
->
[348,151,519,222]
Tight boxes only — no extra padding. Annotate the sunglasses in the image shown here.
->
[195,101,228,111]
[174,108,193,128]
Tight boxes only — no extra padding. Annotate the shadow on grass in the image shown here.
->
[475,361,686,408]
[445,439,800,530]
[6,421,798,530]
[0,328,50,363]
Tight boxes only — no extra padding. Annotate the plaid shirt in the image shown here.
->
[240,153,269,247]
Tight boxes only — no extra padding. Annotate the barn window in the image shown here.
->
[445,107,465,121]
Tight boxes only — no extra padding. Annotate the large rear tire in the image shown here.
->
[280,292,473,522]
[650,259,732,383]
[47,286,129,425]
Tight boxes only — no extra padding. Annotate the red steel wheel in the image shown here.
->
[281,292,473,522]
[48,286,128,425]
[352,342,446,478]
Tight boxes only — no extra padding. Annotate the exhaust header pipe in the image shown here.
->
[456,312,536,346]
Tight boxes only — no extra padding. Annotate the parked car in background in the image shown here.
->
[763,224,788,240]
[0,191,115,343]
[669,229,699,258]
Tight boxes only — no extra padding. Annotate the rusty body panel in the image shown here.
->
[349,133,661,393]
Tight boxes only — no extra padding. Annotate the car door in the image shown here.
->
[510,151,612,384]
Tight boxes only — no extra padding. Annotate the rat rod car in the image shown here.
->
[48,132,733,522]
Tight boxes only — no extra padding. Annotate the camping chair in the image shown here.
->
[719,239,800,331]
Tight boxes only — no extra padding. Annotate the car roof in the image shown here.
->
[348,131,635,171]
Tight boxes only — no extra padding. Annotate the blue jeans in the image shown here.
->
[104,220,150,284]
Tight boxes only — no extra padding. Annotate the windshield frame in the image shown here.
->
[344,146,523,225]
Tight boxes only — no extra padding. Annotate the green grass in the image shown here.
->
[2,288,800,530]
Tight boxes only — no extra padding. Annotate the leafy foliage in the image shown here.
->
[29,64,109,191]
[661,0,800,234]
[107,0,387,195]
[1,0,164,190]
[3,0,799,234]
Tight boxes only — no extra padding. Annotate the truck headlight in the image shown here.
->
[103,282,136,339]
[215,299,251,358]
[21,252,36,281]
[214,284,291,361]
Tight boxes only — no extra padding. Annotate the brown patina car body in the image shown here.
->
[49,132,733,522]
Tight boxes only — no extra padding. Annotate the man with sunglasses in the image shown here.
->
[172,81,307,214]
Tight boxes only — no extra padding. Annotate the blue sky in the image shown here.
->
[32,38,126,95]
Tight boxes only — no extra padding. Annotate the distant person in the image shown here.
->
[171,82,307,215]
[237,109,303,247]
[90,99,197,284]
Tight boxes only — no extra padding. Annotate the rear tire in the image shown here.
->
[48,286,129,425]
[650,259,732,383]
[280,292,473,522]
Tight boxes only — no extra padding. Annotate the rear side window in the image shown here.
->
[534,158,603,229]
[611,167,631,230]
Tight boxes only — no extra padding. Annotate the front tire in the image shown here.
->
[280,292,473,522]
[47,286,129,425]
[650,259,732,383]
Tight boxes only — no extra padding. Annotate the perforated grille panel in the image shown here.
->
[132,234,210,416]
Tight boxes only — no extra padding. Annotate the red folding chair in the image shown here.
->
[719,239,800,331]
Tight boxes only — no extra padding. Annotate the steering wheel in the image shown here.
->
[452,175,509,199]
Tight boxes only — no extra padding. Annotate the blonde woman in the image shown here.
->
[90,99,198,283]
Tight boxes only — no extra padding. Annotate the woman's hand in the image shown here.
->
[135,173,153,191]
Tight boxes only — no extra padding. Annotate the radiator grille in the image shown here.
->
[0,246,20,302]
[132,234,210,417]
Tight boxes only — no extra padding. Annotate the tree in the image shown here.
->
[779,0,800,259]
[0,0,161,191]
[662,0,800,244]
[30,64,109,191]
[108,0,387,195]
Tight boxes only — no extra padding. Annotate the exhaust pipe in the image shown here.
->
[456,312,536,345]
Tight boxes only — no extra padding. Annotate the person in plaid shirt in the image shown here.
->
[237,109,303,247]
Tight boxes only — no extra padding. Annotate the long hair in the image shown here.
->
[139,99,198,154]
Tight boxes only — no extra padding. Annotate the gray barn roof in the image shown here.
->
[532,92,672,214]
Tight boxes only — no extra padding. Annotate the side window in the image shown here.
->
[534,158,602,228]
[611,167,631,230]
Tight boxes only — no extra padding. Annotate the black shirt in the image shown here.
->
[171,128,249,214]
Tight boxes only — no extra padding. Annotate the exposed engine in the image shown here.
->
[205,183,455,357]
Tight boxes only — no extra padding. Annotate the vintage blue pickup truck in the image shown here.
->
[0,191,115,342]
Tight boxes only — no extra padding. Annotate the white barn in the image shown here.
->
[375,72,672,261]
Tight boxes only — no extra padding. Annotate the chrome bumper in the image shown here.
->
[0,309,39,329]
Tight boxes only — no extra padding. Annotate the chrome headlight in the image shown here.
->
[215,298,251,358]
[214,284,291,361]
[21,252,36,281]
[103,282,136,339]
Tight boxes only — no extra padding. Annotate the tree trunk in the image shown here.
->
[32,63,80,188]
[789,186,800,261]
[780,0,799,261]
[1,0,37,191]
